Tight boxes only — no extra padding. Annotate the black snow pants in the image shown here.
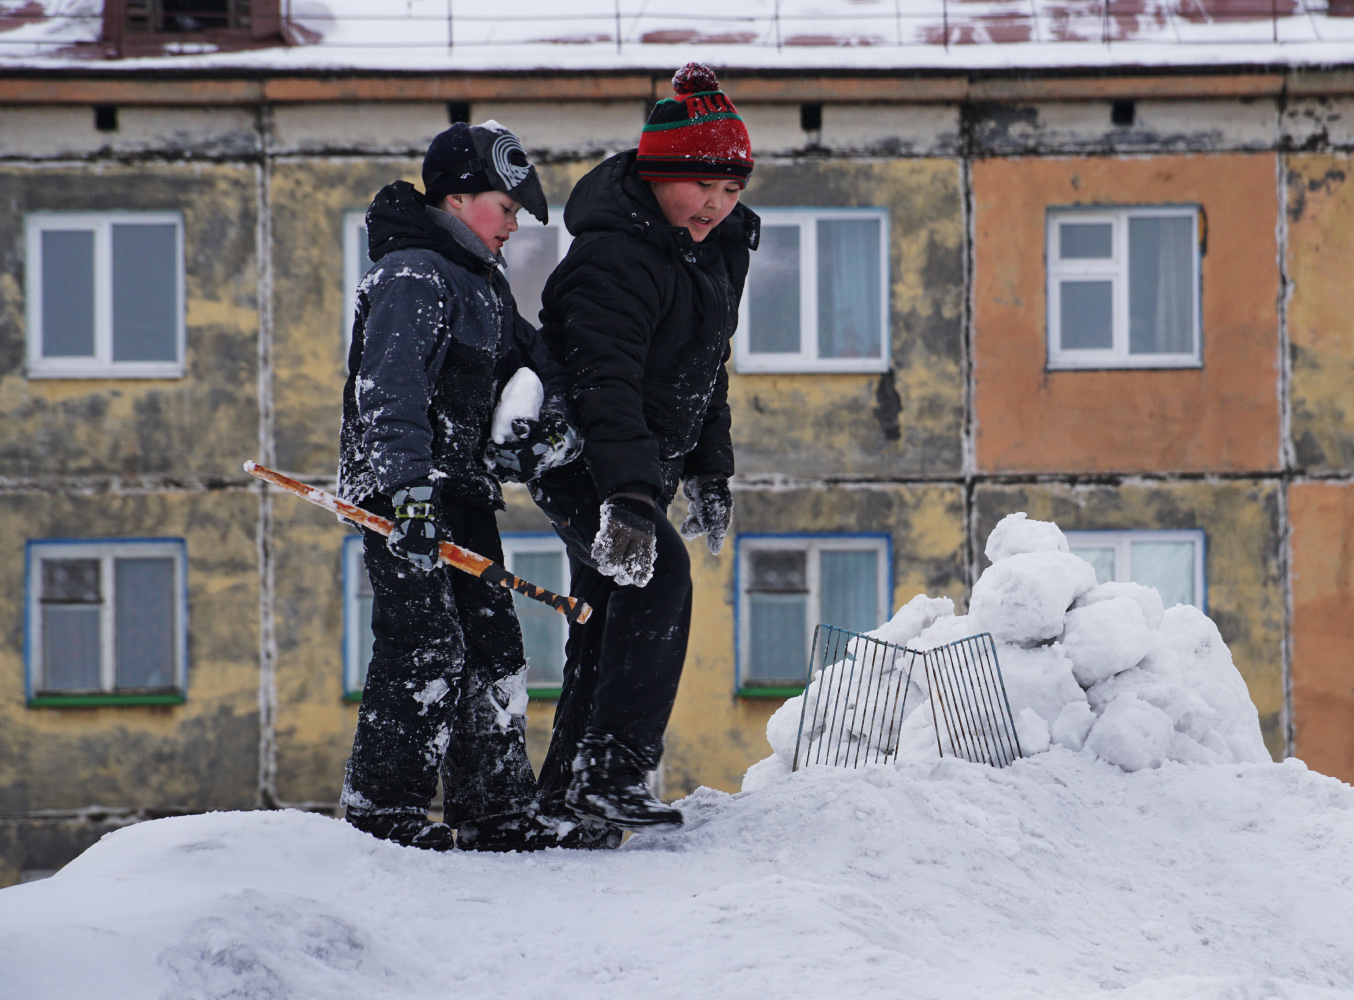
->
[534,463,694,810]
[342,494,536,827]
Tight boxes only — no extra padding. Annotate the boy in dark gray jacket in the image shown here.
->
[336,122,580,851]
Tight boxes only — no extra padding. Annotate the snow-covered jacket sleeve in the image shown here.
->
[554,237,669,498]
[354,258,455,494]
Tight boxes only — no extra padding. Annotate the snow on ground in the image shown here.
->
[3,511,1353,998]
[2,753,1354,999]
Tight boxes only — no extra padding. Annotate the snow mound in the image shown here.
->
[750,513,1269,784]
[4,754,1354,1000]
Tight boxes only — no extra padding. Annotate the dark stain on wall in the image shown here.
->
[874,369,903,441]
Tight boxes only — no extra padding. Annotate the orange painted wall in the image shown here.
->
[1290,482,1354,783]
[972,154,1280,474]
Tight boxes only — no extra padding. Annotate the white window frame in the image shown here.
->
[25,212,186,379]
[343,206,568,349]
[501,532,570,696]
[342,534,371,698]
[734,207,891,375]
[1046,205,1202,370]
[1065,529,1206,610]
[735,533,893,691]
[25,538,189,698]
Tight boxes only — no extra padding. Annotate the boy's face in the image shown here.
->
[649,179,742,243]
[441,190,522,253]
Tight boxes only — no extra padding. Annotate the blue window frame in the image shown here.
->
[734,533,892,696]
[25,538,188,707]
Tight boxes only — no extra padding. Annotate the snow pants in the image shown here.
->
[534,465,693,810]
[342,495,536,828]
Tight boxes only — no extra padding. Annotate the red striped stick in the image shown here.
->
[244,461,591,624]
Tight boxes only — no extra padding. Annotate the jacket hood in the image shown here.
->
[365,180,493,273]
[563,150,759,255]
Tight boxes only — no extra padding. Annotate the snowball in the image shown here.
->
[490,367,544,444]
[1015,707,1051,755]
[1074,581,1165,630]
[1084,694,1175,772]
[968,551,1098,646]
[911,613,983,654]
[1051,700,1096,751]
[870,594,954,648]
[996,644,1086,725]
[984,512,1069,563]
[1060,597,1152,688]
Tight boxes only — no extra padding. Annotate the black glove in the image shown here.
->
[590,488,657,588]
[680,475,733,555]
[386,477,442,572]
[484,396,583,484]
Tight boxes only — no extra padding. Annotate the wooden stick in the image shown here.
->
[244,461,592,625]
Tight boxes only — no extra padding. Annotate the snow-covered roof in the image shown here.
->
[3,0,1354,74]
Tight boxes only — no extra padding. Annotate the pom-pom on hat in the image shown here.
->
[637,63,754,187]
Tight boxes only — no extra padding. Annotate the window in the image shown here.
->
[1065,529,1205,610]
[25,213,185,379]
[736,534,892,694]
[342,535,375,700]
[344,208,567,341]
[502,534,569,697]
[343,209,378,347]
[735,208,890,374]
[1046,206,1201,369]
[500,210,568,327]
[342,532,569,700]
[25,540,187,706]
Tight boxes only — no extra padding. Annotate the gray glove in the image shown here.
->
[680,474,733,555]
[386,478,442,573]
[591,490,657,588]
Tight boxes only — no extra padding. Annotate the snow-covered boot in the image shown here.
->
[565,733,683,830]
[346,810,456,852]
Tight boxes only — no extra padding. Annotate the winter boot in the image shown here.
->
[565,732,683,830]
[346,810,456,852]
[457,808,624,851]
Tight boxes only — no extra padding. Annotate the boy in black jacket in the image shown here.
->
[530,65,759,831]
[337,121,580,851]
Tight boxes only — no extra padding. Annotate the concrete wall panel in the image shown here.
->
[1290,482,1354,784]
[973,480,1284,758]
[0,164,260,479]
[972,153,1281,474]
[269,103,449,157]
[734,158,965,478]
[472,101,646,157]
[0,106,261,160]
[1285,153,1354,472]
[0,490,260,814]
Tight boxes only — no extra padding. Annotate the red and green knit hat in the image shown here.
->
[637,63,754,187]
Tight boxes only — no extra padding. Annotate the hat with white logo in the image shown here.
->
[422,120,548,225]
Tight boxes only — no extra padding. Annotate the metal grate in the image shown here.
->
[791,624,1022,772]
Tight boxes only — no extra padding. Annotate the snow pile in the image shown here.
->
[4,753,1354,1000]
[750,513,1267,790]
[490,366,545,444]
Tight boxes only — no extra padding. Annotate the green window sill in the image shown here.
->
[738,686,804,699]
[344,688,565,704]
[29,692,186,708]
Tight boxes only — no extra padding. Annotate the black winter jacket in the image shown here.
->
[537,150,760,503]
[338,180,565,510]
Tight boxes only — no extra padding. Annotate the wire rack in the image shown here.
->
[791,624,1022,772]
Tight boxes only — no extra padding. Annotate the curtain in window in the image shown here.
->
[1130,541,1196,608]
[41,230,95,358]
[817,218,882,359]
[112,224,178,362]
[115,558,176,689]
[747,224,801,354]
[1069,546,1116,585]
[512,550,567,686]
[1129,216,1194,355]
[41,558,102,692]
[819,549,880,634]
[502,227,560,329]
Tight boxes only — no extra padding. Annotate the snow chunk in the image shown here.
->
[1015,707,1051,754]
[869,593,954,648]
[1085,693,1175,772]
[1074,580,1166,630]
[1051,700,1096,751]
[1060,597,1152,687]
[984,512,1069,563]
[491,367,544,444]
[969,551,1098,646]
